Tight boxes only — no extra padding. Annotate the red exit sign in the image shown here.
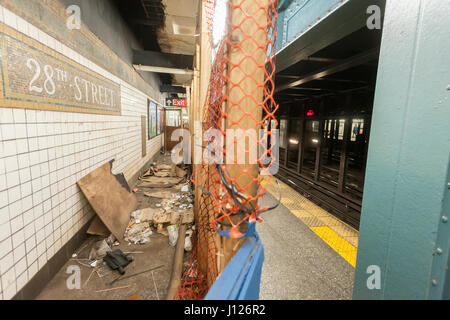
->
[306,109,315,116]
[166,98,187,107]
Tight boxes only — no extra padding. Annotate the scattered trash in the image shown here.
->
[141,164,186,179]
[157,224,168,236]
[124,222,153,244]
[123,188,194,244]
[96,265,113,278]
[184,229,193,252]
[151,270,160,300]
[144,190,179,199]
[72,258,92,268]
[47,156,195,298]
[95,285,130,293]
[88,239,112,260]
[83,269,96,288]
[108,265,164,286]
[138,176,185,189]
[105,234,117,247]
[168,225,179,246]
[90,260,101,268]
[130,210,140,219]
[104,249,133,275]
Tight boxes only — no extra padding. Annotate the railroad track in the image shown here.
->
[276,166,361,230]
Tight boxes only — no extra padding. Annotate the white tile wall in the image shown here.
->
[0,5,165,299]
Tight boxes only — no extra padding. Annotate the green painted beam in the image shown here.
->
[276,0,385,73]
[353,0,450,300]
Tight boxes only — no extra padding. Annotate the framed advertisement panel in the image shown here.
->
[157,105,163,135]
[148,100,157,139]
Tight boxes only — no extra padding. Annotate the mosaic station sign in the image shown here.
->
[0,26,121,115]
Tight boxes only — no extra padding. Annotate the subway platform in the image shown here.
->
[257,179,358,300]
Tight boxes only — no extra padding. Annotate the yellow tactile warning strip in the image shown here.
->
[265,178,359,267]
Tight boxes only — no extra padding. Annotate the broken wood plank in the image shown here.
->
[86,216,110,237]
[138,176,185,189]
[153,209,194,225]
[77,161,137,241]
[144,190,177,199]
[139,176,184,184]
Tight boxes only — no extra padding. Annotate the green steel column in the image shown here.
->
[353,0,450,299]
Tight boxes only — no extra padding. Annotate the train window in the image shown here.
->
[287,119,303,169]
[270,119,277,131]
[326,120,332,138]
[301,120,320,178]
[350,119,365,142]
[280,119,287,149]
[338,120,346,140]
[311,121,319,133]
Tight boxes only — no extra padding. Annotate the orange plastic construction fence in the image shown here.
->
[176,0,278,300]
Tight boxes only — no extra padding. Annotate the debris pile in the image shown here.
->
[124,211,154,245]
[122,162,195,247]
[142,163,187,179]
[123,192,195,245]
[70,157,195,294]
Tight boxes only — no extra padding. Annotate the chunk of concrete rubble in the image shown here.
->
[152,209,194,225]
[138,207,164,222]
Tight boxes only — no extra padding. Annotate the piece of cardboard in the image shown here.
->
[87,216,110,237]
[77,161,137,241]
[138,176,184,188]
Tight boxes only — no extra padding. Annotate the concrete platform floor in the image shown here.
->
[257,182,356,300]
[36,234,175,300]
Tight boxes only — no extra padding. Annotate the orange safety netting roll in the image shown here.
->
[176,0,278,300]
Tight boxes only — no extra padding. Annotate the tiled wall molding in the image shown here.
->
[0,0,164,104]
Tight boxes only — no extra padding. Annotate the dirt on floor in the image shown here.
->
[37,153,192,300]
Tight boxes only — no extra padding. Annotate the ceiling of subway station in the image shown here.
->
[114,0,200,89]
